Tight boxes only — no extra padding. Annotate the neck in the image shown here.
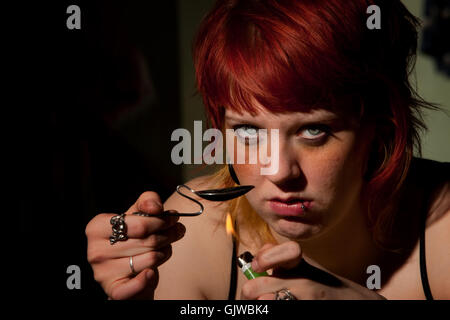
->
[281,199,384,285]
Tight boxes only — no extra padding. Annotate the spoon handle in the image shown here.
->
[131,184,254,217]
[132,210,200,217]
[133,185,204,217]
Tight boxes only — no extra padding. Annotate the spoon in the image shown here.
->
[132,184,254,217]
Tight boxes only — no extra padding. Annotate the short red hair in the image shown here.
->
[193,0,436,249]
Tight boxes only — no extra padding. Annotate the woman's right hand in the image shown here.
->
[85,191,186,300]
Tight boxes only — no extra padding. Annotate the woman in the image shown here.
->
[85,0,450,300]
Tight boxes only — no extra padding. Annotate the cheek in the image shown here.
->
[303,136,365,198]
[233,163,261,185]
[226,136,263,184]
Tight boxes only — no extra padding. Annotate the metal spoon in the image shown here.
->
[132,184,254,217]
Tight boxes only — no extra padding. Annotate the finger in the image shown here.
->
[129,213,181,238]
[86,212,180,240]
[125,191,164,215]
[117,222,185,256]
[126,246,172,276]
[240,276,305,300]
[257,293,276,300]
[259,243,276,252]
[240,276,275,300]
[88,223,185,262]
[125,191,181,235]
[92,246,172,284]
[249,243,276,273]
[252,241,302,272]
[109,269,159,300]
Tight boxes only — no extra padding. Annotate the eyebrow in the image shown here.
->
[224,112,339,124]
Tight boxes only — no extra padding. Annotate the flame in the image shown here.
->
[226,212,237,238]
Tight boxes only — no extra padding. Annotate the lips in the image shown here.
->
[268,197,312,216]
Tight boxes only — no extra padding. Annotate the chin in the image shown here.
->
[272,217,323,241]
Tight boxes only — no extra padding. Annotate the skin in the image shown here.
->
[86,107,450,300]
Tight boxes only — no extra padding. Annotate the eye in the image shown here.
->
[299,125,330,141]
[232,124,260,144]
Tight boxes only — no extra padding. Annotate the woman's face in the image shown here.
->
[224,106,373,242]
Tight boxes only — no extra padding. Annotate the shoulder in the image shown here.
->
[155,174,232,299]
[425,186,450,299]
[413,158,450,299]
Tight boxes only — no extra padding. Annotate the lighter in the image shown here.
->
[237,251,269,279]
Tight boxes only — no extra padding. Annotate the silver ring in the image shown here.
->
[129,256,137,276]
[274,288,296,300]
[109,213,128,245]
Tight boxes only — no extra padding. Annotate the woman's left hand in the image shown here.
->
[240,241,386,300]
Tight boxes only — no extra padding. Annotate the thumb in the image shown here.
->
[253,241,302,274]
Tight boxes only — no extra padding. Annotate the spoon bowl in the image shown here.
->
[195,185,254,201]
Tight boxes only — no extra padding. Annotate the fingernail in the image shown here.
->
[146,270,153,280]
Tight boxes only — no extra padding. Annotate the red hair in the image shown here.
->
[193,0,436,249]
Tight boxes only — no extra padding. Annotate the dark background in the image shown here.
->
[18,0,185,300]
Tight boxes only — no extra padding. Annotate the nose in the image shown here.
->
[265,140,302,186]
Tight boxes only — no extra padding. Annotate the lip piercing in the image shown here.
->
[300,202,306,210]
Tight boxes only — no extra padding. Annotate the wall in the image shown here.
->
[178,0,216,181]
[403,0,450,161]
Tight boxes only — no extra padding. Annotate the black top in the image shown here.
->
[413,157,449,299]
[420,199,434,300]
[227,158,449,300]
[228,237,237,300]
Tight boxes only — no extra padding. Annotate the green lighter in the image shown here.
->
[237,251,269,279]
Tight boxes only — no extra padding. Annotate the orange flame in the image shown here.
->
[226,212,237,239]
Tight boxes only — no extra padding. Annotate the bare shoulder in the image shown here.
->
[408,157,450,299]
[155,174,232,299]
[379,158,449,299]
[425,176,450,299]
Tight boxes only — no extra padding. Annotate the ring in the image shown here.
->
[129,256,137,276]
[274,288,296,300]
[109,213,128,245]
